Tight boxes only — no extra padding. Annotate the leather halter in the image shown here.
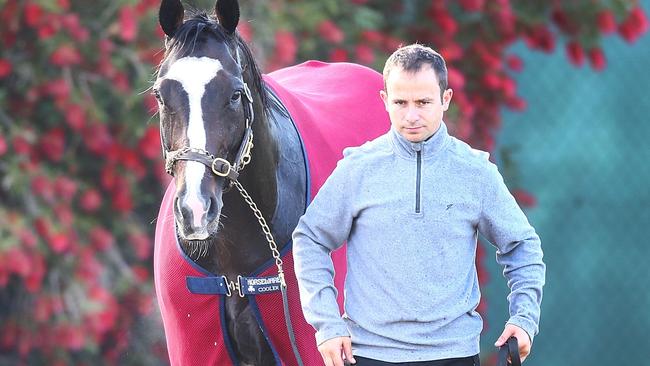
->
[163,81,255,181]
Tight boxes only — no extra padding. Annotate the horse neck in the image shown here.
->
[238,89,278,220]
[204,84,308,277]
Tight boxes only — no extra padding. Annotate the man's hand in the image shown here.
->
[318,336,356,366]
[494,323,531,363]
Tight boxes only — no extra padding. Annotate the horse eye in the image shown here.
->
[153,89,163,103]
[231,90,242,103]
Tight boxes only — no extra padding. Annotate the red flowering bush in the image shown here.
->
[0,0,168,364]
[245,1,647,153]
[242,0,647,217]
[0,0,646,364]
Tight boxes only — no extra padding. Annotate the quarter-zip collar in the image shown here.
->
[389,121,450,160]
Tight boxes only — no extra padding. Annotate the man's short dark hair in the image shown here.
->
[383,44,448,100]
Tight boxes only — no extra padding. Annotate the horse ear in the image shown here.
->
[215,0,240,35]
[159,0,185,38]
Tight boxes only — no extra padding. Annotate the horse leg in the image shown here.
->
[225,296,276,366]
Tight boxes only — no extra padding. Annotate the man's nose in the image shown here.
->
[405,104,419,122]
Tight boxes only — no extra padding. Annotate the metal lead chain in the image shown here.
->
[232,180,286,287]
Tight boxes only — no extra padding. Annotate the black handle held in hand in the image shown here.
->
[497,336,521,366]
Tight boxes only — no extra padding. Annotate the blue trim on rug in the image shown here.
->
[263,79,312,207]
[220,296,240,366]
[288,98,312,206]
[249,82,311,277]
[248,296,282,364]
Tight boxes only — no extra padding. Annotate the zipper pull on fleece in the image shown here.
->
[411,141,422,152]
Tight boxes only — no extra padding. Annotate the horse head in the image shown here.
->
[154,0,263,248]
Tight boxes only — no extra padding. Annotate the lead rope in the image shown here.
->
[497,337,521,366]
[232,180,305,366]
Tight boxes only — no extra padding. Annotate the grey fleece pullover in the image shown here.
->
[292,122,545,362]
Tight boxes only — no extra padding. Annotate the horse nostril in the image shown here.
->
[206,196,220,223]
[175,196,193,223]
[174,197,185,219]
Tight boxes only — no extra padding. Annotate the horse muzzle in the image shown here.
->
[174,188,222,241]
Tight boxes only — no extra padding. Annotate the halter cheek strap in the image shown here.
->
[163,82,255,180]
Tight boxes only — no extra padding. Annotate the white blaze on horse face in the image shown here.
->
[165,56,223,229]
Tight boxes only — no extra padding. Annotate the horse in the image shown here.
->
[152,0,389,364]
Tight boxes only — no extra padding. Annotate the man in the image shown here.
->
[292,44,545,366]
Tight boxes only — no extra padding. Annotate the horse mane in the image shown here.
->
[160,10,271,115]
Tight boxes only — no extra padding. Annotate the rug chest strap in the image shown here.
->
[186,274,282,297]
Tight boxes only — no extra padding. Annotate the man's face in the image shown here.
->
[380,66,453,143]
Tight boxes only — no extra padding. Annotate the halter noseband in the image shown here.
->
[163,81,255,182]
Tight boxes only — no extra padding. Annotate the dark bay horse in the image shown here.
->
[152,0,389,364]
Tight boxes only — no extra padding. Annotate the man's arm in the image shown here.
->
[292,154,360,352]
[477,161,546,361]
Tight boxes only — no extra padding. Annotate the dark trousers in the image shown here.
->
[353,354,480,366]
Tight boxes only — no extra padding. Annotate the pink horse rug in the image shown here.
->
[154,61,390,365]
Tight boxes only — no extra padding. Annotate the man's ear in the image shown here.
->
[442,88,453,111]
[380,89,389,111]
